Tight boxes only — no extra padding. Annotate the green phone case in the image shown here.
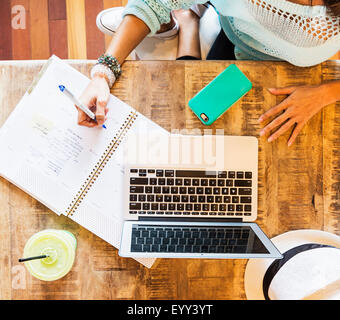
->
[188,64,252,126]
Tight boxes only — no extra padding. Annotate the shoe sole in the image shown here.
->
[96,8,179,40]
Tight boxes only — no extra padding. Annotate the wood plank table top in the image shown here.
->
[0,60,339,300]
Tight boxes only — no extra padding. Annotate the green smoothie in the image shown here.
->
[23,229,77,281]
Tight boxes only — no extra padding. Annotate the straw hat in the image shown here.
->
[244,229,340,300]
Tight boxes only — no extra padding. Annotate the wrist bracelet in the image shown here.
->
[90,63,116,88]
[98,54,122,80]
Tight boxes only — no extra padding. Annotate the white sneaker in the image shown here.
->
[96,7,179,40]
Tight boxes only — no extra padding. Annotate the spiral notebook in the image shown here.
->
[0,55,169,268]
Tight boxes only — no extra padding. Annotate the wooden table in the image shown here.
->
[0,60,339,300]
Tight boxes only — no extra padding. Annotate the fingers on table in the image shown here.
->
[288,122,304,147]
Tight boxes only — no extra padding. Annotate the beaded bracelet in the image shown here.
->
[90,63,116,88]
[98,54,122,80]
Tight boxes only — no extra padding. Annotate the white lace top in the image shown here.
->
[123,0,340,66]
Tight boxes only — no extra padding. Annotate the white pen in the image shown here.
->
[58,85,107,129]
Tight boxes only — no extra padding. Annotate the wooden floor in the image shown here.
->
[0,0,339,61]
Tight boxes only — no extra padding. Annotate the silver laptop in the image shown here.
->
[119,136,282,259]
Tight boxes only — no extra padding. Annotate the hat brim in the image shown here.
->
[244,229,340,300]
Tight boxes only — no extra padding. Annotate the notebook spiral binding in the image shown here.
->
[65,111,138,217]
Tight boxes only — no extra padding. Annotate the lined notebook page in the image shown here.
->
[0,57,132,215]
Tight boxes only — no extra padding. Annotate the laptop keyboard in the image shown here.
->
[128,168,254,217]
[131,225,250,253]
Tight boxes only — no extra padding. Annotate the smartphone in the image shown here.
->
[188,64,252,125]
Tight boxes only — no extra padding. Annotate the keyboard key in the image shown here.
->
[185,204,193,211]
[156,170,164,177]
[154,187,161,193]
[244,205,252,212]
[130,203,141,210]
[167,178,174,186]
[213,188,220,195]
[131,244,143,252]
[138,194,146,202]
[232,196,240,203]
[156,195,163,202]
[218,179,225,186]
[145,186,153,194]
[236,204,243,211]
[130,177,148,185]
[224,196,231,203]
[205,188,212,195]
[239,188,252,195]
[162,187,170,194]
[184,179,191,186]
[235,180,252,187]
[130,169,138,173]
[148,169,155,174]
[176,170,216,178]
[164,195,171,202]
[151,203,159,210]
[188,187,195,194]
[218,171,227,178]
[181,195,189,202]
[130,194,137,201]
[192,179,199,186]
[177,204,184,211]
[143,203,150,210]
[228,204,235,211]
[180,187,187,194]
[175,179,183,186]
[222,188,229,195]
[190,196,197,203]
[201,179,208,186]
[171,187,178,194]
[194,204,201,211]
[209,179,217,186]
[173,195,180,202]
[207,196,214,203]
[241,196,252,203]
[230,188,237,195]
[130,186,144,193]
[215,196,222,203]
[228,171,235,178]
[245,172,252,179]
[198,196,206,203]
[158,178,166,185]
[147,195,155,202]
[150,178,157,185]
[165,170,174,177]
[197,187,204,194]
[237,172,244,179]
[225,180,233,187]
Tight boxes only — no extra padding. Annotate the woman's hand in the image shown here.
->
[77,75,110,127]
[258,85,332,146]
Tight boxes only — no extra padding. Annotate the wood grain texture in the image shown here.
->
[66,0,87,59]
[48,0,66,20]
[29,0,50,59]
[11,0,31,60]
[0,0,13,60]
[48,19,68,59]
[0,60,339,300]
[85,0,105,59]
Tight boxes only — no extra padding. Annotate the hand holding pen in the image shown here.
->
[59,77,109,128]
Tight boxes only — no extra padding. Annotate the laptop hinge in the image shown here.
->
[138,216,243,223]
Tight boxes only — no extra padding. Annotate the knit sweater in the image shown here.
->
[122,0,340,67]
